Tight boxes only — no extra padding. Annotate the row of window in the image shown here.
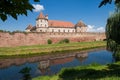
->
[40,29,75,32]
[40,20,47,22]
[37,24,47,27]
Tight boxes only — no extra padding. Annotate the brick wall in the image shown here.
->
[0,32,106,47]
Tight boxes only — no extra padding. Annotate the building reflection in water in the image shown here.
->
[38,52,88,74]
[76,52,88,63]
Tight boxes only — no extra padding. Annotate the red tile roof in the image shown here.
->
[37,12,46,19]
[48,20,74,28]
[75,21,87,27]
[25,25,33,30]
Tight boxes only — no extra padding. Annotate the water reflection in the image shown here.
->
[0,51,88,69]
[38,52,88,74]
[0,48,114,80]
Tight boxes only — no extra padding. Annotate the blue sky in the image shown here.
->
[0,0,115,32]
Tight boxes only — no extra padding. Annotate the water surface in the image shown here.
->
[0,49,114,80]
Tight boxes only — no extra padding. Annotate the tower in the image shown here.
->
[36,12,48,28]
[75,20,87,32]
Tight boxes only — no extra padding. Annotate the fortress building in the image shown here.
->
[25,12,88,32]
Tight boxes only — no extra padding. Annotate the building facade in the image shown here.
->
[25,12,88,32]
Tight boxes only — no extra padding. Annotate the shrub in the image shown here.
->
[0,30,4,32]
[47,39,52,44]
[59,39,70,44]
[64,39,69,43]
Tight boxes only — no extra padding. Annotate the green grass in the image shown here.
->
[32,62,120,80]
[0,41,106,57]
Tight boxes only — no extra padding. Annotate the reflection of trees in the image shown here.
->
[19,67,31,80]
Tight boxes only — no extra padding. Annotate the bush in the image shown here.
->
[0,30,4,32]
[59,39,70,44]
[47,39,52,44]
[64,39,69,43]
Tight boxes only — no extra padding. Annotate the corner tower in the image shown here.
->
[36,12,48,28]
[75,20,87,32]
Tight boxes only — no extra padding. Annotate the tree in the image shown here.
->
[99,0,120,61]
[0,0,40,21]
[99,0,120,7]
[106,3,120,61]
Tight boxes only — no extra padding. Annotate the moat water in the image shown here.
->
[0,48,115,80]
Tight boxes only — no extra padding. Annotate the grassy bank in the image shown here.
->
[0,41,106,57]
[33,61,120,80]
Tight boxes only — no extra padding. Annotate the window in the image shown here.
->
[40,30,42,32]
[63,30,65,32]
[58,29,60,32]
[52,29,54,32]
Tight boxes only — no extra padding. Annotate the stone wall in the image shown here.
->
[0,32,106,47]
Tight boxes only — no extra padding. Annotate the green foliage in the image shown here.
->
[106,3,120,61]
[59,39,70,44]
[33,61,120,80]
[0,0,40,21]
[58,62,120,80]
[99,0,120,7]
[32,76,58,80]
[47,39,52,44]
[0,30,4,32]
[19,67,31,80]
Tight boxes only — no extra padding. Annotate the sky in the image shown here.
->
[0,0,115,32]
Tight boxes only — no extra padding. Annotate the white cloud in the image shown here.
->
[87,25,105,32]
[32,4,44,12]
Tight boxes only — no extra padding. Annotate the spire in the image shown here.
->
[37,12,45,19]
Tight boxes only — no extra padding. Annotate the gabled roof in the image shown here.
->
[75,20,87,27]
[48,20,74,28]
[25,25,33,30]
[37,12,46,19]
